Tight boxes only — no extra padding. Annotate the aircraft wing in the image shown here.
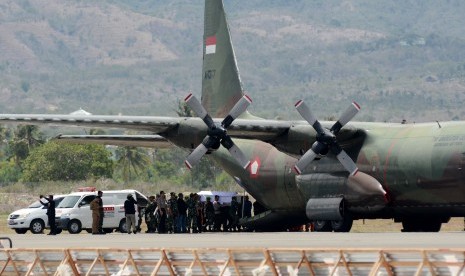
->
[0,113,363,154]
[0,114,292,141]
[54,134,173,148]
[0,114,180,133]
[225,118,292,141]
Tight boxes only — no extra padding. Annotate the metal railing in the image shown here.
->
[0,237,12,249]
[0,248,464,275]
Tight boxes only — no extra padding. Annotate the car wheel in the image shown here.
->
[118,219,127,233]
[14,228,28,234]
[68,220,82,234]
[30,219,45,234]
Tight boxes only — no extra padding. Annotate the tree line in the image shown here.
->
[0,103,232,190]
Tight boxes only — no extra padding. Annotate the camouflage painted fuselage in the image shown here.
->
[169,119,465,224]
[357,121,465,218]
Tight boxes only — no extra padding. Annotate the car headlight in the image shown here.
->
[18,213,30,219]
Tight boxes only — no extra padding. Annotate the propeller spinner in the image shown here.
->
[294,100,360,176]
[184,93,252,170]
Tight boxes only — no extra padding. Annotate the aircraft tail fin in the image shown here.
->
[201,0,247,118]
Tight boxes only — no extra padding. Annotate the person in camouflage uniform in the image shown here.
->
[187,193,198,233]
[204,197,215,232]
[136,205,144,233]
[145,196,157,233]
[228,196,240,232]
[195,194,203,233]
[166,192,178,233]
[185,193,192,233]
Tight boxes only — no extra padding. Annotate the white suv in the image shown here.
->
[7,195,66,234]
[56,189,148,234]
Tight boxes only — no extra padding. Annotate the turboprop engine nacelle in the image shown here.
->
[306,197,344,221]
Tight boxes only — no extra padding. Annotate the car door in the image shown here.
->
[101,193,117,227]
[76,195,96,229]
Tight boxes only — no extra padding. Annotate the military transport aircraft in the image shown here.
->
[1,0,465,232]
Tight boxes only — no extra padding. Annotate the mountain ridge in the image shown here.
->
[1,1,465,122]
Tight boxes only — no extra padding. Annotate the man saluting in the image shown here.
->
[40,194,57,235]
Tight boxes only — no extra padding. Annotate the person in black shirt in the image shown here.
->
[124,194,137,234]
[176,193,188,233]
[243,196,252,218]
[40,194,57,235]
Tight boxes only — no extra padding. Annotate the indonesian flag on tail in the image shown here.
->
[205,36,216,54]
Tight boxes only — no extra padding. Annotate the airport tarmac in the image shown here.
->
[3,232,465,249]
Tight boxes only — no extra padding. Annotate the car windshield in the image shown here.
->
[57,196,81,208]
[27,201,43,208]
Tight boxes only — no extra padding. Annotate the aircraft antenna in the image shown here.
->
[436,120,441,128]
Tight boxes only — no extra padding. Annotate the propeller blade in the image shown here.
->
[183,94,252,172]
[330,102,360,133]
[336,150,359,176]
[228,144,251,169]
[293,148,318,175]
[221,95,252,128]
[184,141,209,169]
[295,100,325,134]
[220,135,251,169]
[185,93,214,128]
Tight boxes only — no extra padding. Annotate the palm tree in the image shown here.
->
[8,125,44,167]
[0,125,10,160]
[115,146,151,183]
[174,100,194,117]
[0,125,11,146]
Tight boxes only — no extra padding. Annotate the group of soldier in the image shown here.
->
[140,191,253,234]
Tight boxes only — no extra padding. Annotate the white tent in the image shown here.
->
[197,191,239,204]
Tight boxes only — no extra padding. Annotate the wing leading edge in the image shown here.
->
[0,114,180,133]
[54,134,172,148]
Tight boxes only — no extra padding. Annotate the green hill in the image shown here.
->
[1,0,465,123]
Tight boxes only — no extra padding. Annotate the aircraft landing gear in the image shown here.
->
[401,218,442,232]
[313,220,332,232]
[313,217,354,232]
[331,216,353,232]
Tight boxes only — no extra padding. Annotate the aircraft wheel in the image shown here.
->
[402,218,442,232]
[313,220,332,232]
[331,217,353,232]
[423,220,442,232]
